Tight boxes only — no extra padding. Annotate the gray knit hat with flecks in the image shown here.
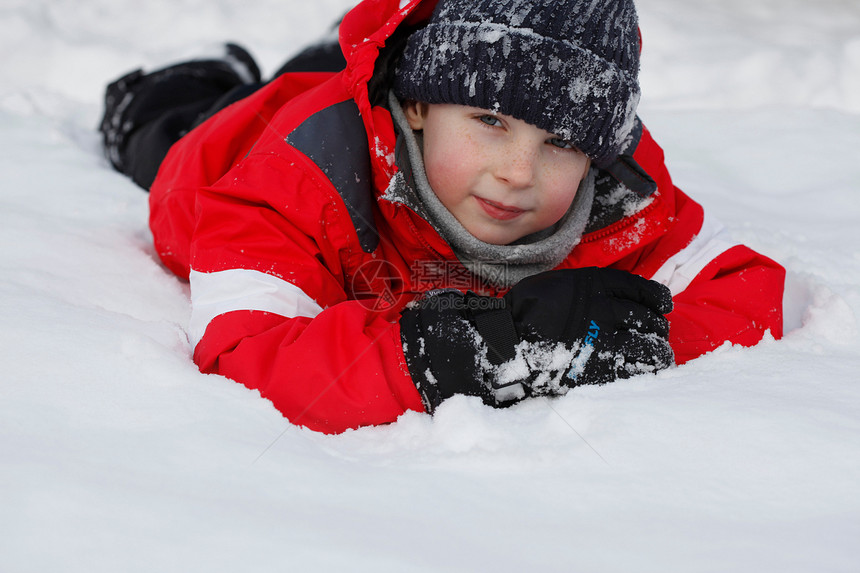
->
[393,0,641,167]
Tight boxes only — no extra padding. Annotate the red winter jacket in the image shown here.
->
[149,0,785,434]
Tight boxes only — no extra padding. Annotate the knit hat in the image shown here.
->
[393,0,641,166]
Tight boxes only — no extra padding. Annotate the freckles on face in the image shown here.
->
[422,124,484,200]
[403,102,591,245]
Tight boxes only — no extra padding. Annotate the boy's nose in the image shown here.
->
[494,143,537,189]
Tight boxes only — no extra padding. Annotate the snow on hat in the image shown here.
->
[393,0,641,166]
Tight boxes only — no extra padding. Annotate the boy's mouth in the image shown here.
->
[476,197,526,221]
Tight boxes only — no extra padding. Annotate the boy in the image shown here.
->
[100,0,785,433]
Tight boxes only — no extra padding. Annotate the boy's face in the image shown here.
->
[404,101,591,245]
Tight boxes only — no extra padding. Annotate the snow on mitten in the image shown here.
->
[399,291,529,412]
[502,267,675,391]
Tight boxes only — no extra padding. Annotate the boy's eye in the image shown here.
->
[548,137,576,150]
[478,115,502,127]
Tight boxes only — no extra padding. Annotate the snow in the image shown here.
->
[2,0,860,571]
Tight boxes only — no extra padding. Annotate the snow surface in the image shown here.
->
[2,0,860,571]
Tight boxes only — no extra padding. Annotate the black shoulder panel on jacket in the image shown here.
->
[585,117,659,234]
[285,100,378,253]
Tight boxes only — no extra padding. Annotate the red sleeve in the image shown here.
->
[188,152,425,434]
[667,245,785,364]
[632,186,785,364]
[194,306,423,434]
[584,125,786,364]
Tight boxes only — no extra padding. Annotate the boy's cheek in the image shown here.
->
[424,152,470,196]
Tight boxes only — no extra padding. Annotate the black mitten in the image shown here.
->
[400,291,526,412]
[503,267,675,390]
[400,268,674,413]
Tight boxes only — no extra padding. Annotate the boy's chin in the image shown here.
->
[465,224,524,246]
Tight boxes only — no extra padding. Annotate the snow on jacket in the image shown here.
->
[149,0,785,434]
